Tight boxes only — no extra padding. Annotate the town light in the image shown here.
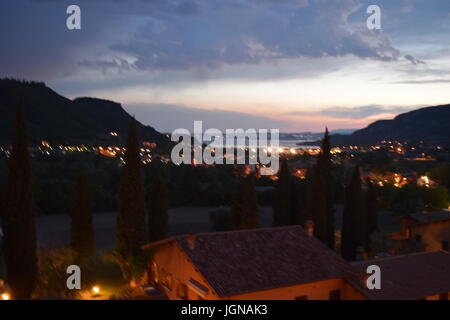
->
[1,293,10,300]
[91,286,101,296]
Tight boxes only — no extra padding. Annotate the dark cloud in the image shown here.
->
[290,105,415,119]
[124,103,287,132]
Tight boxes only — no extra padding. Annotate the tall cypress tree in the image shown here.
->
[116,119,147,261]
[341,166,365,261]
[273,158,291,226]
[147,170,168,242]
[307,129,334,249]
[321,128,335,249]
[364,180,378,253]
[70,174,94,262]
[232,171,259,230]
[2,101,37,299]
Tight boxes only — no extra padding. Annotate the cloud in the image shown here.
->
[123,103,288,132]
[290,105,415,120]
[393,79,450,84]
[108,0,402,71]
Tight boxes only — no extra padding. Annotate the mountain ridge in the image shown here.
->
[329,104,450,147]
[0,79,171,152]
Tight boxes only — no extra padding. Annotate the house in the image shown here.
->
[143,226,364,300]
[390,210,450,254]
[349,251,450,300]
[144,225,450,300]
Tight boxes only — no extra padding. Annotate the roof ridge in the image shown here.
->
[172,225,304,239]
[352,250,448,265]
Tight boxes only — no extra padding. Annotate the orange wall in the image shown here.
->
[150,241,365,300]
[227,278,364,300]
[411,221,450,252]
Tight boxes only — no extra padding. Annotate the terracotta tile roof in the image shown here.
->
[408,210,450,224]
[174,226,355,297]
[349,251,450,300]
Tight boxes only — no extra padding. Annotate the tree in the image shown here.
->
[116,118,147,278]
[307,129,334,249]
[273,159,291,226]
[147,170,168,242]
[341,166,365,261]
[364,180,378,253]
[231,171,259,230]
[70,174,94,262]
[2,101,37,299]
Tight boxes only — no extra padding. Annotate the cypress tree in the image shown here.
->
[116,119,147,261]
[307,129,334,248]
[2,101,37,299]
[70,174,94,262]
[273,158,291,226]
[321,129,335,249]
[364,180,378,253]
[147,170,168,242]
[308,162,327,241]
[341,166,365,261]
[232,171,259,230]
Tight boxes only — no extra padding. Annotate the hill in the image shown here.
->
[0,79,171,152]
[329,105,450,147]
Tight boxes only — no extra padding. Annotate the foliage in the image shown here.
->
[209,207,232,232]
[231,171,259,230]
[2,102,37,299]
[33,248,78,299]
[147,167,169,242]
[70,174,94,263]
[116,119,147,268]
[341,166,365,261]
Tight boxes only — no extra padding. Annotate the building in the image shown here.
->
[349,251,450,300]
[144,226,364,300]
[144,225,450,300]
[390,211,450,254]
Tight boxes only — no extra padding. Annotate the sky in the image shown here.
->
[1,0,450,132]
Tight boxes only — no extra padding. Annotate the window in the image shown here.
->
[415,234,422,242]
[295,296,308,300]
[439,293,449,300]
[442,240,449,252]
[329,290,341,300]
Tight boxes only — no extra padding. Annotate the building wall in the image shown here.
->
[227,279,365,300]
[411,221,450,252]
[150,241,365,300]
[150,241,219,300]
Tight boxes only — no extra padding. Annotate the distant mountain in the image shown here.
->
[330,105,450,147]
[0,79,172,152]
[280,129,356,141]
